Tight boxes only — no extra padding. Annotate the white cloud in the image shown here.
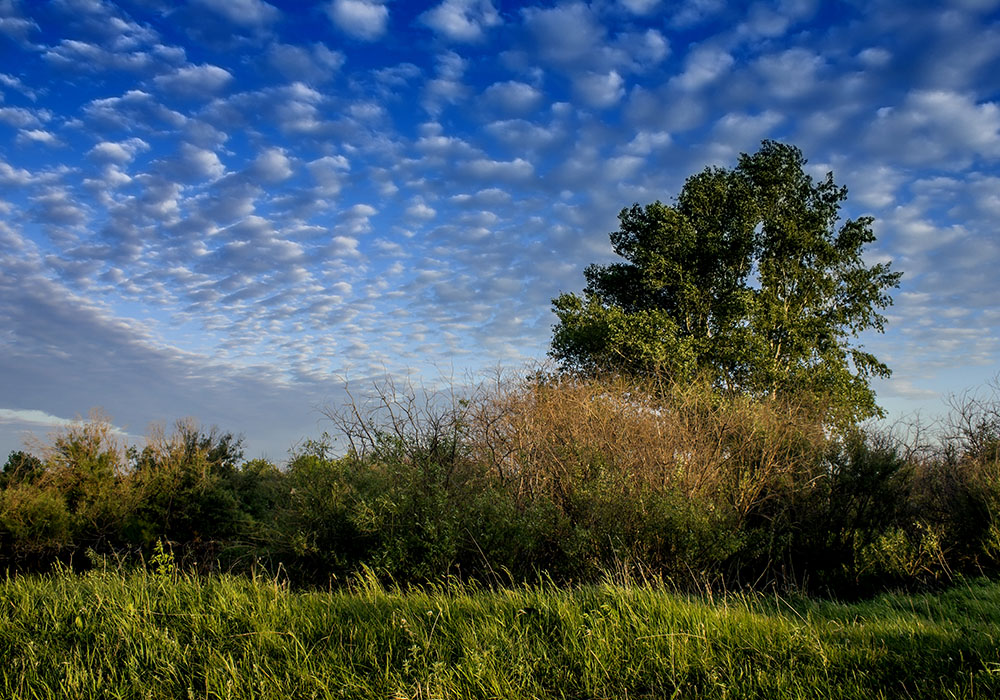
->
[422,51,469,114]
[670,0,725,28]
[154,63,233,98]
[87,138,150,164]
[0,106,50,128]
[625,130,671,155]
[707,111,784,162]
[17,129,57,145]
[858,47,892,68]
[328,235,361,256]
[672,45,734,90]
[459,157,534,181]
[605,154,644,180]
[83,90,187,131]
[421,0,500,42]
[0,72,37,99]
[406,198,437,221]
[250,147,292,183]
[31,187,87,226]
[619,0,660,14]
[267,43,344,83]
[308,155,351,196]
[738,0,817,39]
[0,408,79,428]
[337,203,378,235]
[327,0,389,41]
[627,29,669,65]
[158,143,225,182]
[754,48,823,98]
[574,70,625,108]
[0,160,35,186]
[42,35,181,74]
[521,3,608,69]
[485,119,560,149]
[0,11,39,41]
[192,0,280,27]
[868,90,1000,168]
[482,80,543,114]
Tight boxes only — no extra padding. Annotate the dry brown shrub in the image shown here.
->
[466,368,832,521]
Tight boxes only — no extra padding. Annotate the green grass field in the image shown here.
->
[2,567,999,699]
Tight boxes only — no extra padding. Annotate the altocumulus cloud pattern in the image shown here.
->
[0,0,999,457]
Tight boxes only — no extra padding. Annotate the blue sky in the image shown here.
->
[1,0,999,461]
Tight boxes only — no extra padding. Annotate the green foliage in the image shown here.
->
[1,450,43,488]
[0,485,71,557]
[551,141,902,424]
[2,376,1000,594]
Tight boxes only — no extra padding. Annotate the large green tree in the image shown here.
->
[550,141,902,423]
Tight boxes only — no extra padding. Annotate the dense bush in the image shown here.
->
[3,374,1000,594]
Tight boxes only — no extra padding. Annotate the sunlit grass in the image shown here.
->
[2,567,998,699]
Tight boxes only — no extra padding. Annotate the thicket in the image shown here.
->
[2,372,999,595]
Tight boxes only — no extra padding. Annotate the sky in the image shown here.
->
[1,0,999,462]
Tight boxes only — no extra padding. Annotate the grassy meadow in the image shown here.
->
[3,565,999,699]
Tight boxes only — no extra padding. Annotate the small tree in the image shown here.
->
[551,141,901,424]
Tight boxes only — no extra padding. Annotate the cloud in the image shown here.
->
[485,119,560,150]
[670,0,726,27]
[327,0,389,41]
[205,82,327,135]
[307,155,350,196]
[672,45,735,91]
[405,198,437,221]
[521,3,609,70]
[858,47,891,68]
[754,48,824,99]
[0,159,35,186]
[157,143,226,182]
[191,0,280,27]
[154,63,234,98]
[0,408,79,428]
[420,0,501,42]
[737,0,818,40]
[482,80,543,114]
[422,51,469,115]
[574,70,625,108]
[87,138,150,164]
[624,29,669,65]
[17,129,58,146]
[619,0,660,14]
[708,111,784,161]
[0,4,39,41]
[0,267,344,460]
[458,157,534,181]
[31,187,87,226]
[83,90,187,131]
[867,90,1000,168]
[0,106,51,128]
[44,39,159,73]
[267,42,344,83]
[2,0,1000,454]
[249,147,293,183]
[0,72,37,99]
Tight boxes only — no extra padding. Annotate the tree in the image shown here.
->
[550,141,902,424]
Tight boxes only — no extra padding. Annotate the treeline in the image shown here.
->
[2,373,999,595]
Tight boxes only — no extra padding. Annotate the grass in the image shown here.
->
[1,567,999,699]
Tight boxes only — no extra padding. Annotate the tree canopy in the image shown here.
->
[550,140,902,424]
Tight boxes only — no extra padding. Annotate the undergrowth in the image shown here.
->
[2,370,1000,595]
